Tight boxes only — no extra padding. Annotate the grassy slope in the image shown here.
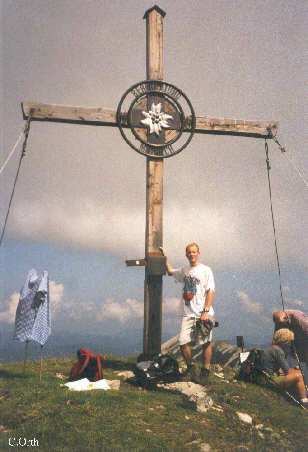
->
[0,357,307,452]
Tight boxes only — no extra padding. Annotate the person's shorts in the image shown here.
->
[178,316,212,346]
[271,375,286,388]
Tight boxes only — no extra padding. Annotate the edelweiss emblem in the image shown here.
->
[116,80,195,158]
[141,103,173,136]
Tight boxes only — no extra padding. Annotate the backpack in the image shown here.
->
[238,348,264,383]
[70,347,103,382]
[134,354,180,387]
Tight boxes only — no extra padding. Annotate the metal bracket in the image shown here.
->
[125,259,146,267]
[125,255,166,275]
[146,255,166,276]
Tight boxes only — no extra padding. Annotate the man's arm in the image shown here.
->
[200,289,215,321]
[276,348,290,376]
[290,310,308,337]
[159,247,173,275]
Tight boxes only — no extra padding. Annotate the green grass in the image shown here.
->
[0,357,307,451]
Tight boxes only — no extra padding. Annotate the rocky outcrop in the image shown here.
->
[162,336,242,369]
[157,381,214,413]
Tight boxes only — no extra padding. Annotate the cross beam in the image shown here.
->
[21,5,278,358]
[22,102,277,139]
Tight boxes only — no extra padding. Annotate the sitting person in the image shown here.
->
[261,329,308,409]
[273,310,308,368]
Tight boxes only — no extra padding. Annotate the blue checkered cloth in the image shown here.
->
[14,269,51,346]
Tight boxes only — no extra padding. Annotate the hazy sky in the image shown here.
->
[1,0,307,356]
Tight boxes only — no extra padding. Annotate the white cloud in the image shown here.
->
[51,295,181,325]
[91,298,144,324]
[292,299,304,307]
[0,292,19,324]
[8,199,145,258]
[50,280,64,312]
[0,280,64,324]
[163,297,182,316]
[235,290,262,314]
[7,192,308,272]
[235,290,271,325]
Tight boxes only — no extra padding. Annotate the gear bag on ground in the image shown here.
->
[238,348,264,383]
[134,354,180,386]
[70,348,103,382]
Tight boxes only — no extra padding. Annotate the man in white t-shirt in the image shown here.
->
[160,243,215,384]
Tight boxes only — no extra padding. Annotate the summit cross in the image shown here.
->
[21,5,277,358]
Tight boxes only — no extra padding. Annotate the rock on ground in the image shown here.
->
[161,337,242,369]
[186,439,211,451]
[157,381,213,413]
[236,412,253,424]
[117,371,135,380]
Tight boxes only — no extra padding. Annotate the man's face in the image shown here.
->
[280,312,289,323]
[275,311,289,325]
[186,245,200,266]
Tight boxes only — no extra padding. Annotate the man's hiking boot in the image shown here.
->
[180,365,199,383]
[198,367,210,385]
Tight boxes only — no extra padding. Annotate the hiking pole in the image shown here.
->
[261,369,307,410]
[292,343,308,392]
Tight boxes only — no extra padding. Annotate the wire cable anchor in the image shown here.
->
[21,108,34,157]
[271,134,286,153]
[0,110,34,247]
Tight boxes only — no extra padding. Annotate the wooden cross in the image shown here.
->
[21,5,277,358]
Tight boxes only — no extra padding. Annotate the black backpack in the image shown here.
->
[238,348,264,383]
[134,354,180,387]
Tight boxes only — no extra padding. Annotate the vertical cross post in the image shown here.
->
[143,6,166,357]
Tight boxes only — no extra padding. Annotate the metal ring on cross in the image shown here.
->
[116,80,195,158]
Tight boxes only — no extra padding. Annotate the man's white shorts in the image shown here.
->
[178,316,212,346]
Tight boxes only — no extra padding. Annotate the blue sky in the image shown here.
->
[1,0,307,359]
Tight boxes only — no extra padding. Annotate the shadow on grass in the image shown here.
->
[103,359,135,371]
[0,368,27,379]
[257,379,303,408]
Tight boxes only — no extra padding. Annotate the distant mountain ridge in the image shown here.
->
[0,323,142,363]
[1,320,268,366]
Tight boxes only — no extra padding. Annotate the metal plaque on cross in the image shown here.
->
[117,80,195,158]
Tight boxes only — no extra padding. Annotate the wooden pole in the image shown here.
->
[143,6,166,357]
[39,345,43,381]
[23,340,29,375]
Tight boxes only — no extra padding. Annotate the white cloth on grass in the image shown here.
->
[63,378,111,391]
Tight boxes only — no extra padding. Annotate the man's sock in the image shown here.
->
[301,398,308,403]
